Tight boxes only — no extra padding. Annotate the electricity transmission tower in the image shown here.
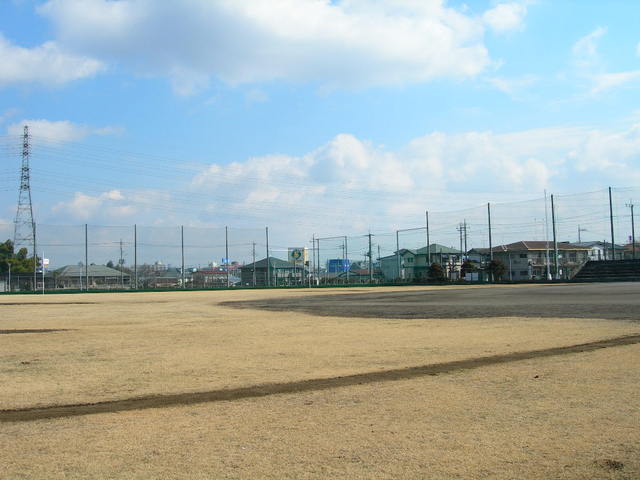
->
[13,125,36,256]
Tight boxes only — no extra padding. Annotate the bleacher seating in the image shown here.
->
[572,260,640,282]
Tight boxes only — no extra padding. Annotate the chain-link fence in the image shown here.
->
[312,187,640,285]
[1,186,639,291]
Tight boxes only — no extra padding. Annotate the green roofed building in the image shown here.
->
[240,257,308,287]
[47,264,131,289]
[379,244,462,282]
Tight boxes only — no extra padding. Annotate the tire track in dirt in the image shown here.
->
[0,329,71,334]
[2,334,639,423]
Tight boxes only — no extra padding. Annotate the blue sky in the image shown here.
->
[1,0,640,252]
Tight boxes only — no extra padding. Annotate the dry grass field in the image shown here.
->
[1,283,639,479]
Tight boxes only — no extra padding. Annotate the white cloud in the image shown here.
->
[0,34,103,88]
[590,70,640,94]
[486,74,537,95]
[483,2,527,33]
[570,27,640,95]
[572,26,606,71]
[38,0,497,93]
[30,121,640,241]
[0,108,20,124]
[185,122,640,230]
[245,88,269,104]
[7,119,122,142]
[52,190,134,221]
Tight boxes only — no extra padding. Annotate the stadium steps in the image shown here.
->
[572,259,640,282]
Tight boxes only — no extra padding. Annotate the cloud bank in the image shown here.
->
[38,0,501,93]
[0,34,103,88]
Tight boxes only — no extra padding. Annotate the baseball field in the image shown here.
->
[1,283,639,479]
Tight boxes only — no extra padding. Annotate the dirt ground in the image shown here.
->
[1,284,639,479]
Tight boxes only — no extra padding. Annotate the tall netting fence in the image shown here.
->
[2,186,640,292]
[312,187,640,285]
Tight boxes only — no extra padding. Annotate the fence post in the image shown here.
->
[487,203,493,262]
[266,227,270,287]
[85,223,88,290]
[368,234,373,283]
[225,226,230,288]
[609,187,616,260]
[134,224,137,290]
[344,236,349,285]
[33,223,37,293]
[426,211,430,265]
[551,194,559,279]
[396,230,401,281]
[181,225,185,289]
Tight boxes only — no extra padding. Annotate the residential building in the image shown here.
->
[471,241,590,280]
[379,244,462,282]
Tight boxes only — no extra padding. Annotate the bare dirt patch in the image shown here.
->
[223,282,640,320]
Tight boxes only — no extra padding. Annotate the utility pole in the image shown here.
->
[13,126,37,291]
[578,225,587,243]
[551,194,559,279]
[609,187,616,260]
[463,220,468,255]
[626,201,636,259]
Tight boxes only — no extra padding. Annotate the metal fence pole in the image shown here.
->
[551,194,559,279]
[396,230,401,281]
[426,211,430,265]
[609,187,616,260]
[181,225,185,289]
[487,203,493,261]
[134,224,138,290]
[85,223,88,290]
[317,238,321,285]
[345,236,349,285]
[33,223,37,292]
[225,226,230,288]
[266,227,270,287]
[368,233,373,283]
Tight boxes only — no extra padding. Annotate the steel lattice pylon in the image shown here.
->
[13,125,36,256]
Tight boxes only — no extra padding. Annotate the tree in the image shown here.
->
[427,262,446,282]
[486,259,506,282]
[461,259,477,278]
[106,260,115,269]
[0,239,38,273]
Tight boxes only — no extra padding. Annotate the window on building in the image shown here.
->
[519,254,527,258]
[520,270,528,276]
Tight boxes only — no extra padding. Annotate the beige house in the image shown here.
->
[470,241,590,280]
